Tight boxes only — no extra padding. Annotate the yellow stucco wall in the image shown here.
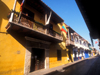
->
[49,23,73,68]
[49,43,68,68]
[0,33,26,75]
[0,0,74,74]
[25,5,45,25]
[0,0,26,75]
[51,21,61,34]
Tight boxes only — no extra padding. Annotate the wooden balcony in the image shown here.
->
[6,13,63,43]
[66,39,75,46]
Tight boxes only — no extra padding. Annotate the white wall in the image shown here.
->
[73,48,85,58]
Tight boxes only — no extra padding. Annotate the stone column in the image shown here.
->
[45,49,49,69]
[24,48,32,75]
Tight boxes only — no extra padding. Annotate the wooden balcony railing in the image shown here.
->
[66,39,70,46]
[47,29,62,39]
[70,40,74,45]
[12,12,62,41]
[13,14,45,33]
[66,39,74,46]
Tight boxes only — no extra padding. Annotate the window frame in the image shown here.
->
[80,40,82,44]
[71,35,73,41]
[57,50,62,61]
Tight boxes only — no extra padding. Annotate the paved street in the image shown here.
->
[45,56,100,75]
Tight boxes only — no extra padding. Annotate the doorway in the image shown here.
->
[74,51,77,61]
[30,48,45,72]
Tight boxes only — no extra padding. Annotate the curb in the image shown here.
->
[44,56,97,75]
[63,56,96,70]
[29,56,97,75]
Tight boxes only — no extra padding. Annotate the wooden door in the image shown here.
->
[30,50,35,72]
[30,48,45,72]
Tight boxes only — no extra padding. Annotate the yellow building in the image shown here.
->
[0,0,73,75]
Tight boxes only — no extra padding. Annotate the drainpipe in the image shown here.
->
[9,0,17,22]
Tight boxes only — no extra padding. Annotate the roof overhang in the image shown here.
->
[22,0,64,23]
[75,0,100,39]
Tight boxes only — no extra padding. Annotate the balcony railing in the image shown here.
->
[66,39,70,46]
[13,13,46,33]
[47,29,62,40]
[70,40,74,45]
[9,12,63,41]
[66,38,75,46]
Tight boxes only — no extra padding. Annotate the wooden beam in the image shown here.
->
[45,13,47,25]
[25,36,51,45]
[45,11,52,25]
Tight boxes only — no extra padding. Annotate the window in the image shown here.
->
[71,35,73,41]
[76,38,78,42]
[86,42,88,47]
[75,37,78,43]
[75,38,77,43]
[83,42,86,46]
[49,24,53,30]
[23,8,34,19]
[57,50,61,61]
[80,40,81,44]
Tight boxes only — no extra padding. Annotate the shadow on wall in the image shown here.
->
[8,30,26,49]
[0,0,10,31]
[68,49,73,62]
[49,43,68,57]
[67,46,73,62]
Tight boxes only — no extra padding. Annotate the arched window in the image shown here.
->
[71,35,73,41]
[83,42,86,46]
[80,40,82,44]
[76,37,78,42]
[85,42,88,47]
[75,37,78,43]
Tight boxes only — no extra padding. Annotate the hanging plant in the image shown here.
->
[7,11,11,19]
[7,9,20,19]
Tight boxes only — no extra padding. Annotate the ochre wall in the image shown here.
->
[68,46,74,62]
[25,4,62,34]
[0,0,26,75]
[25,5,45,25]
[0,32,26,75]
[51,21,61,34]
[49,43,69,68]
[0,0,74,74]
[49,23,73,68]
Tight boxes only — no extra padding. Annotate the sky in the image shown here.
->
[42,0,99,50]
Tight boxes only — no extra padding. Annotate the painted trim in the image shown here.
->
[45,49,46,69]
[24,49,27,75]
[9,0,17,22]
[45,11,52,25]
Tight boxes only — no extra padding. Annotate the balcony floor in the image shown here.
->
[6,22,63,43]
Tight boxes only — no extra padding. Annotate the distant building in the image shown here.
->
[66,25,90,61]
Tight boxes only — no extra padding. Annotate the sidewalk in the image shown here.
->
[29,56,96,75]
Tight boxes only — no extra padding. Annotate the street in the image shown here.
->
[45,56,100,75]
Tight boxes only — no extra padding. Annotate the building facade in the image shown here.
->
[0,0,72,75]
[66,26,90,61]
[0,0,92,75]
